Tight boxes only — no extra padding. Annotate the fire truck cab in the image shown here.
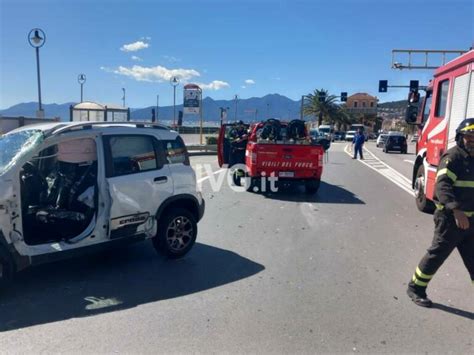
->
[407,50,474,212]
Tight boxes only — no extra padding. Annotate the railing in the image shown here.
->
[186,144,217,154]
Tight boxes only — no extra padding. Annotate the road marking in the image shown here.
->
[404,160,415,165]
[197,168,226,184]
[344,144,414,196]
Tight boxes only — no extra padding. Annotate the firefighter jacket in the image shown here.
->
[434,145,474,216]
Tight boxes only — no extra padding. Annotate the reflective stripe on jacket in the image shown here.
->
[434,145,474,214]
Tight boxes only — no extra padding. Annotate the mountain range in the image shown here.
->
[1,94,406,124]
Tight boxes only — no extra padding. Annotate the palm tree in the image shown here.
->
[303,89,338,126]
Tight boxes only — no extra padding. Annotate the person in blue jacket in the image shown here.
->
[352,129,365,159]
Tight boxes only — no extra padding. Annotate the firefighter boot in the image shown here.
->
[407,282,432,308]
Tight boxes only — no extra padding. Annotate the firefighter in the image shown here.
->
[229,120,248,167]
[407,118,474,307]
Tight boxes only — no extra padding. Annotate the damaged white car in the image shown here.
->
[0,122,205,290]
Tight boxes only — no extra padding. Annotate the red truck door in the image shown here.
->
[217,123,250,167]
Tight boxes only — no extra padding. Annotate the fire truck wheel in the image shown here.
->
[305,179,320,194]
[232,170,242,186]
[414,165,435,214]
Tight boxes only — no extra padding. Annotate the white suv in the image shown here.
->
[0,122,205,289]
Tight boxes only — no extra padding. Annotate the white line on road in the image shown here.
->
[404,160,415,165]
[344,144,415,196]
[197,168,226,184]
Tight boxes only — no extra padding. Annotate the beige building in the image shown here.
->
[346,93,378,115]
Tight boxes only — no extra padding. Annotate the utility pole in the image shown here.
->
[122,88,126,107]
[300,95,305,120]
[156,94,159,123]
[234,94,239,120]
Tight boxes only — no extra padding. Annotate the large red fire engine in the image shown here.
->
[406,49,474,212]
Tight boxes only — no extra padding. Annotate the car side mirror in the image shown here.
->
[405,105,418,124]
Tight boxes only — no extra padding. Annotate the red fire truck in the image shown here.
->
[406,49,474,212]
[218,119,325,194]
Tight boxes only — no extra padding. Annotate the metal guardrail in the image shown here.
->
[186,144,217,154]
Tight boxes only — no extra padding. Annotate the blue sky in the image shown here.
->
[0,0,473,109]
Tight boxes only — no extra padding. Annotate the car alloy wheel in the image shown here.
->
[166,215,194,252]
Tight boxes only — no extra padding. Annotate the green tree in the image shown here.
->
[303,89,338,126]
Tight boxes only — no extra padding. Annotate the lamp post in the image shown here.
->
[234,94,239,121]
[170,76,180,127]
[122,88,126,107]
[28,28,46,118]
[78,74,86,102]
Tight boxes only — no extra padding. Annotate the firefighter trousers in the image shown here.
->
[411,210,474,289]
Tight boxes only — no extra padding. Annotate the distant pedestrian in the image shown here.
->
[352,129,365,159]
[407,118,474,307]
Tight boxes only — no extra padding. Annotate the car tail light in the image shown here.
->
[250,151,257,164]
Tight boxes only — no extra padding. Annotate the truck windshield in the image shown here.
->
[0,130,43,176]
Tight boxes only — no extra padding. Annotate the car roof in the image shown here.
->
[8,121,177,139]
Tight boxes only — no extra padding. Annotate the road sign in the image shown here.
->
[183,84,201,114]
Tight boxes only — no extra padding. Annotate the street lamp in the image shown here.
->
[78,74,86,102]
[28,28,46,118]
[122,88,126,107]
[234,94,239,121]
[170,76,180,126]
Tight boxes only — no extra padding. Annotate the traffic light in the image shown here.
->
[151,108,156,122]
[340,92,348,102]
[410,80,419,91]
[318,92,326,103]
[379,80,388,93]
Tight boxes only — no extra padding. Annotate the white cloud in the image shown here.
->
[112,65,200,82]
[100,66,114,73]
[244,79,255,85]
[131,55,142,61]
[141,36,151,41]
[241,85,247,89]
[196,80,230,90]
[162,55,181,63]
[120,41,149,52]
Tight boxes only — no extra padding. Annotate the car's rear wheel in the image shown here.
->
[305,179,320,194]
[153,208,197,258]
[414,165,435,214]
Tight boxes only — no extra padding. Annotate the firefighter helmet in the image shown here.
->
[456,118,474,146]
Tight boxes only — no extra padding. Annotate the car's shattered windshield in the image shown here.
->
[0,130,43,176]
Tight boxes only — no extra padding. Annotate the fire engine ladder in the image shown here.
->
[391,49,468,70]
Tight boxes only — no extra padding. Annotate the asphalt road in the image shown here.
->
[0,142,472,353]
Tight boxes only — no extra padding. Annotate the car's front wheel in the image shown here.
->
[153,208,197,258]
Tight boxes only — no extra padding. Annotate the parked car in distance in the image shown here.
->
[384,135,408,153]
[333,131,345,141]
[411,134,419,143]
[376,134,388,147]
[345,130,356,142]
